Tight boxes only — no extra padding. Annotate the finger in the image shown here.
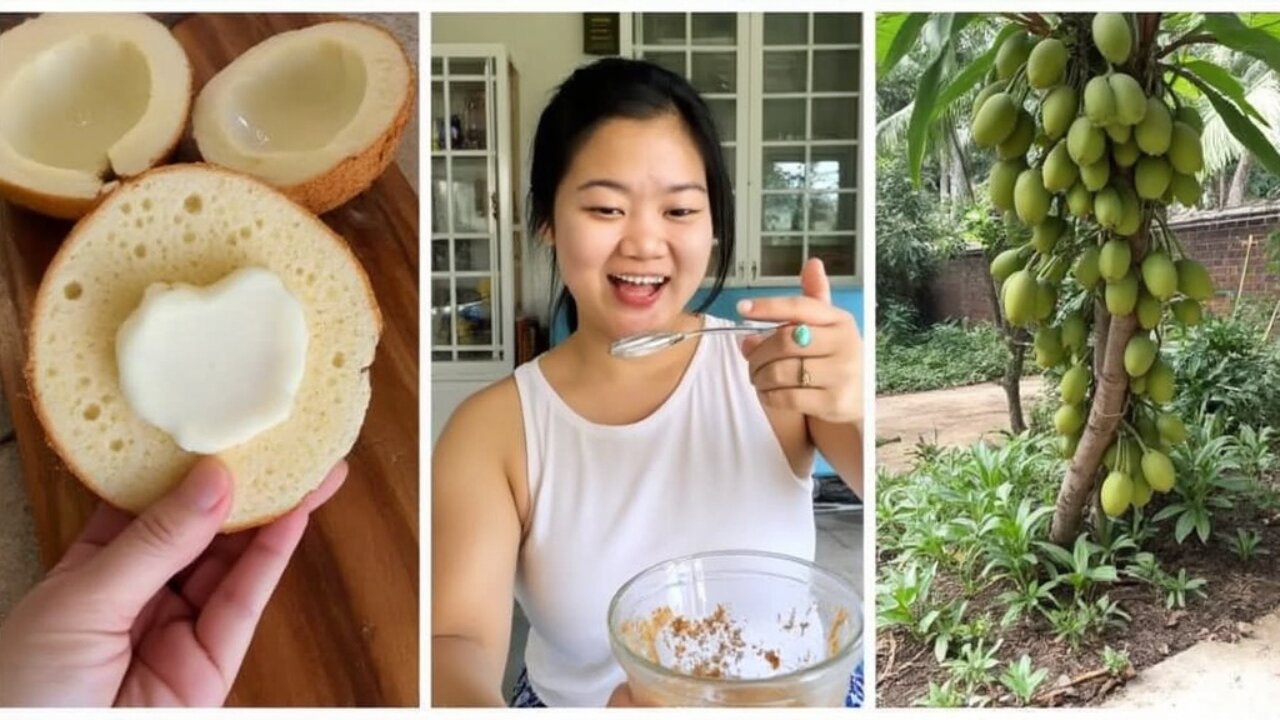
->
[801,257,832,305]
[78,457,233,617]
[751,356,833,393]
[739,333,768,359]
[607,683,642,707]
[50,503,134,574]
[759,386,830,414]
[194,506,311,681]
[744,323,845,376]
[294,461,349,515]
[737,296,847,326]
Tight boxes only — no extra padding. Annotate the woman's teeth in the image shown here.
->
[611,274,668,286]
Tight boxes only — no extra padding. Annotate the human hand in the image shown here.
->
[606,682,651,707]
[0,456,347,707]
[738,258,863,426]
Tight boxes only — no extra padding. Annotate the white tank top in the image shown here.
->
[511,314,816,707]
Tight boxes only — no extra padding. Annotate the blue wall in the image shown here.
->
[552,284,864,478]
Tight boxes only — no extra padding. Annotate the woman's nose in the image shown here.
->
[617,211,666,259]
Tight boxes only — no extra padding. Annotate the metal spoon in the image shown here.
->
[610,323,780,358]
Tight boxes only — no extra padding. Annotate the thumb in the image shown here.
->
[801,257,832,305]
[80,457,232,616]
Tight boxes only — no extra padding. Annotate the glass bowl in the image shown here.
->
[607,550,862,707]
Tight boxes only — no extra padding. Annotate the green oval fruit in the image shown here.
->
[1135,97,1173,155]
[1080,157,1111,191]
[1142,450,1176,492]
[973,92,1019,148]
[1104,441,1120,469]
[1125,334,1158,377]
[1073,246,1102,289]
[1084,75,1117,126]
[1141,251,1178,300]
[1146,358,1175,404]
[1003,270,1038,326]
[1172,298,1203,326]
[1043,141,1080,192]
[1175,105,1204,133]
[1035,280,1057,321]
[1095,187,1123,229]
[1058,433,1080,459]
[1099,239,1131,282]
[1116,184,1142,236]
[1123,438,1144,478]
[1068,116,1107,165]
[1035,326,1064,368]
[1169,121,1204,174]
[1131,373,1147,395]
[1062,314,1088,352]
[1105,122,1132,144]
[996,32,1033,80]
[1106,272,1140,315]
[1108,73,1147,125]
[1015,167,1051,225]
[1136,413,1162,449]
[1171,172,1202,207]
[1135,156,1172,200]
[1032,217,1066,254]
[1112,137,1141,168]
[1066,182,1093,218]
[1136,291,1162,330]
[1157,412,1187,444]
[990,158,1025,211]
[1130,475,1153,508]
[1042,85,1078,140]
[1055,403,1086,435]
[971,80,1008,121]
[1093,13,1133,65]
[990,247,1025,282]
[997,110,1036,160]
[1101,471,1134,517]
[1047,257,1070,284]
[1027,37,1067,89]
[1176,259,1213,301]
[1061,363,1089,404]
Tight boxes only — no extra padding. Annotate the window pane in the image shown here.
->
[761,235,805,276]
[691,13,736,44]
[810,235,857,275]
[432,350,453,362]
[450,58,487,75]
[432,239,450,272]
[812,96,858,140]
[763,13,808,45]
[431,57,443,75]
[455,237,492,271]
[814,13,860,44]
[455,277,495,346]
[642,51,686,77]
[448,81,487,150]
[762,194,805,232]
[722,146,735,187]
[808,192,856,232]
[430,82,445,151]
[691,52,736,93]
[450,158,489,233]
[763,51,806,93]
[431,279,454,348]
[763,146,806,190]
[707,98,736,141]
[431,158,448,233]
[459,350,500,361]
[813,49,858,92]
[810,145,857,190]
[642,13,686,45]
[763,98,806,141]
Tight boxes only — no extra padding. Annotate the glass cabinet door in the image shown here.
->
[430,54,507,366]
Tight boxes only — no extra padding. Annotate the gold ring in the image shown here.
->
[800,358,812,387]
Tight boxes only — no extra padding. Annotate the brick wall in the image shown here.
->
[927,203,1280,323]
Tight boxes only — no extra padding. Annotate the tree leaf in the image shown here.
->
[878,13,930,79]
[931,23,1023,122]
[1175,511,1196,544]
[1178,59,1267,124]
[907,45,948,186]
[1182,69,1280,176]
[1203,13,1280,77]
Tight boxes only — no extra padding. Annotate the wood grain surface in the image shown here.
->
[0,13,419,706]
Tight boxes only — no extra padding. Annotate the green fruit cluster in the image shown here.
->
[977,13,1218,519]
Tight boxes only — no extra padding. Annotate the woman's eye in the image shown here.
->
[667,208,701,218]
[587,206,623,217]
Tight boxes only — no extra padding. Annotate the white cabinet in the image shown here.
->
[627,13,863,286]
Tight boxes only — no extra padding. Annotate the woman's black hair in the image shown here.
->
[527,57,735,334]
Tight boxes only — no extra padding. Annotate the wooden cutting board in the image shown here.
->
[0,13,419,706]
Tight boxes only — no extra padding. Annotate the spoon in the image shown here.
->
[610,323,780,358]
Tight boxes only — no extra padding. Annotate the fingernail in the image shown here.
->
[737,299,753,314]
[178,458,230,512]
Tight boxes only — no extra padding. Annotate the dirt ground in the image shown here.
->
[876,377,1047,473]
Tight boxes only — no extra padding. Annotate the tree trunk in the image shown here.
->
[985,260,1026,433]
[1227,154,1252,207]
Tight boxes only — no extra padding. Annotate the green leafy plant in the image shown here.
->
[1036,534,1119,598]
[916,679,968,708]
[1220,527,1266,562]
[1154,411,1250,544]
[943,638,1005,692]
[999,654,1050,706]
[1163,569,1209,609]
[1044,595,1130,649]
[997,577,1060,628]
[1101,645,1132,676]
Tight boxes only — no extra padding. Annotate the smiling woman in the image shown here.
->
[431,57,864,709]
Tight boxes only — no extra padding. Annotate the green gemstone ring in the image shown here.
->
[792,323,812,348]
